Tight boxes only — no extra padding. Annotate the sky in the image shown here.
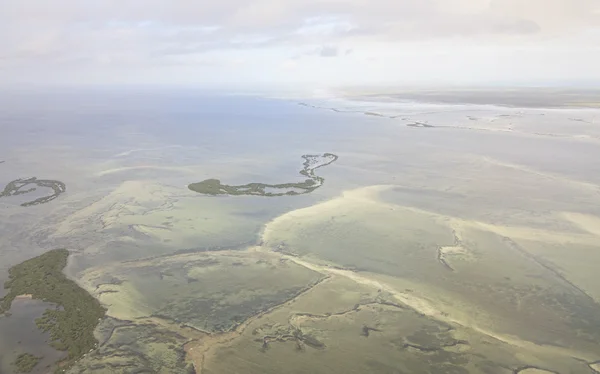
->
[1,0,599,90]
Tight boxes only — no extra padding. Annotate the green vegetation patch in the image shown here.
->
[12,353,42,373]
[188,153,338,196]
[0,249,106,372]
[0,177,66,206]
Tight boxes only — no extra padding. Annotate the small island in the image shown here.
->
[0,177,66,207]
[0,249,106,373]
[189,153,338,196]
[12,353,42,373]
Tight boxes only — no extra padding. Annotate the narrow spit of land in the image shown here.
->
[0,177,66,206]
[0,249,106,373]
[188,153,338,196]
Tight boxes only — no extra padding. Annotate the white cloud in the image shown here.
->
[0,0,599,88]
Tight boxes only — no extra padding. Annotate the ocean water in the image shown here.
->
[0,299,65,374]
[1,88,599,263]
[1,88,600,372]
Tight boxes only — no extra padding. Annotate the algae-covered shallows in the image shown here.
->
[188,153,338,196]
[0,249,106,373]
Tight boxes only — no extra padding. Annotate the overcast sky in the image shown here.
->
[1,0,599,89]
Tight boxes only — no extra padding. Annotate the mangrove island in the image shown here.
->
[0,177,66,207]
[188,153,338,197]
[0,249,106,373]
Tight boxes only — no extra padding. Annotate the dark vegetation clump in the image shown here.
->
[188,153,338,197]
[0,177,66,206]
[0,249,106,373]
[12,353,42,373]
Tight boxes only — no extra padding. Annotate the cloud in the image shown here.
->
[0,0,599,86]
[297,45,340,58]
[319,46,338,57]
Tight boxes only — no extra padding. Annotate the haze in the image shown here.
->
[2,2,600,374]
[1,0,600,89]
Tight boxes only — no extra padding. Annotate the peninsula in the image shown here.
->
[0,249,106,373]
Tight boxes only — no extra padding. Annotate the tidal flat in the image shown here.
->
[0,88,600,373]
